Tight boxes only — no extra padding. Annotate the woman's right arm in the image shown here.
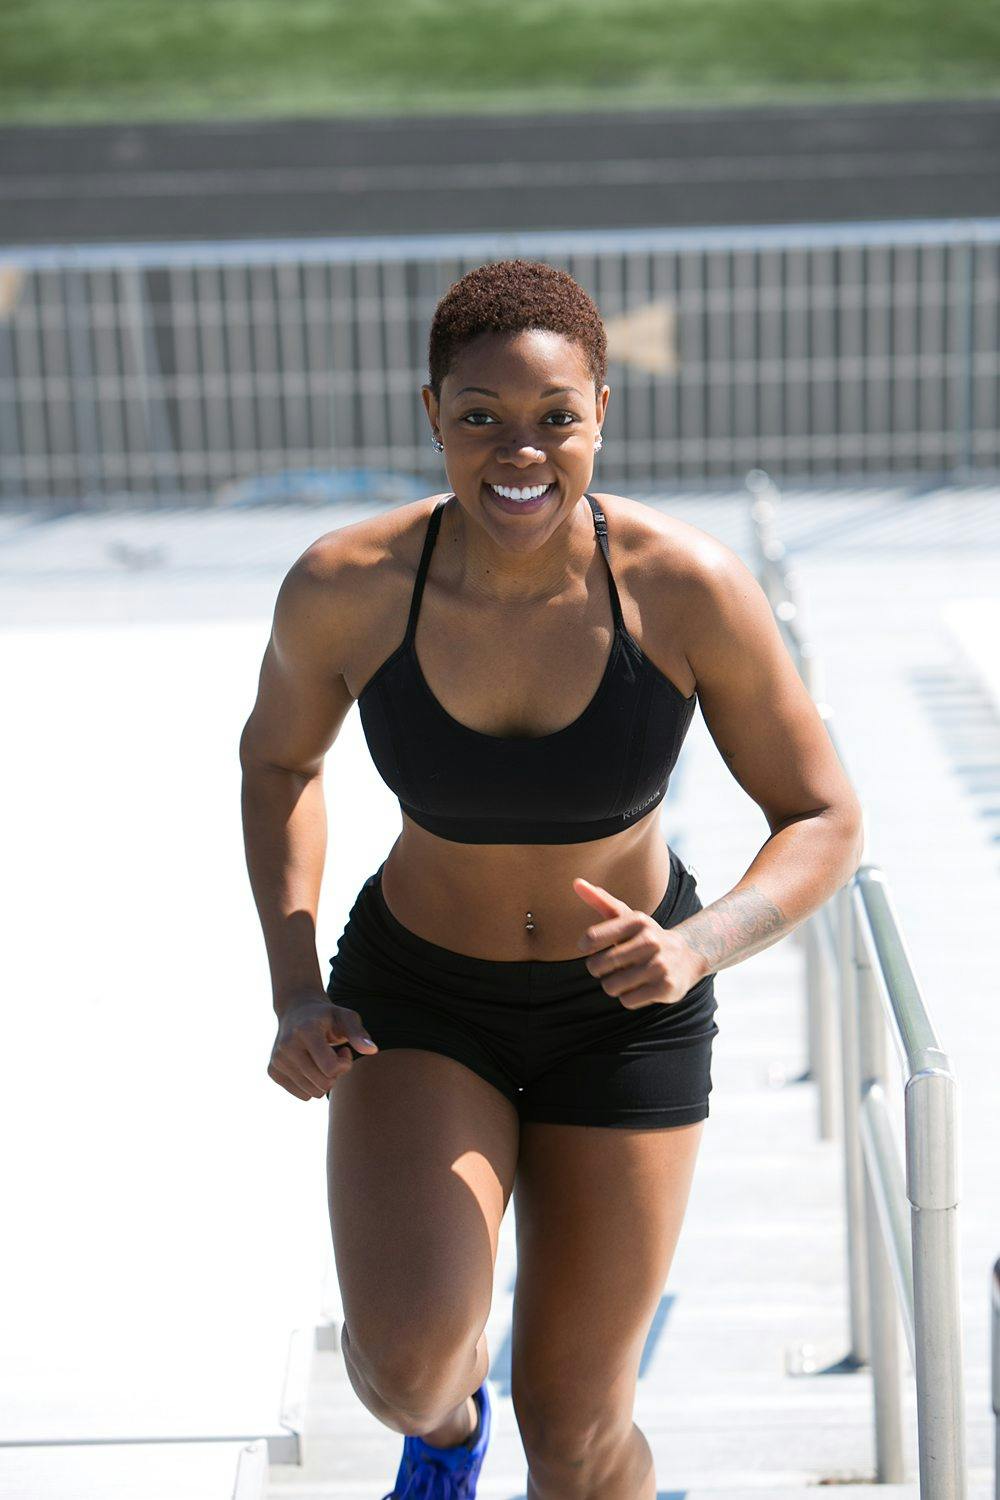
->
[239,540,379,1098]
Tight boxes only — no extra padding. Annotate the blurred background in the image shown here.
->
[1,0,1000,506]
[2,4,999,1498]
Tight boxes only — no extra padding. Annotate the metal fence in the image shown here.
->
[1,218,999,508]
[748,469,967,1496]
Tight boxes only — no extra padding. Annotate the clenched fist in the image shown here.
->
[269,994,379,1100]
[574,876,708,1009]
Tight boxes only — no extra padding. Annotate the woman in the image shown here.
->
[239,259,863,1499]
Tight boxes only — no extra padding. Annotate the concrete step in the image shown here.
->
[674,1490,994,1499]
[268,1343,997,1497]
[660,1490,989,1499]
[268,1471,996,1498]
[0,1440,268,1499]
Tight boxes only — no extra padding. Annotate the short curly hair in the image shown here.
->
[426,259,607,400]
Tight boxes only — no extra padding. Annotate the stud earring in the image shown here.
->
[594,434,603,451]
[431,436,444,452]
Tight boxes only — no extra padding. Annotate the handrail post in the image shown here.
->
[855,900,906,1481]
[837,880,870,1366]
[803,915,838,1140]
[907,1059,966,1494]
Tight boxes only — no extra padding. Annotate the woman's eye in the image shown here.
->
[461,410,578,426]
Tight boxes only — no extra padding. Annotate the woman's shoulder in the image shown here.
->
[276,494,450,676]
[295,491,450,579]
[590,490,735,587]
[286,492,449,609]
[592,491,757,700]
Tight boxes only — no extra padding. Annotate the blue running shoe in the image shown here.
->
[381,1378,492,1498]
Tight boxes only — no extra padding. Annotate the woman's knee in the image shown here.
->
[513,1380,634,1482]
[345,1319,486,1431]
[330,1135,500,1401]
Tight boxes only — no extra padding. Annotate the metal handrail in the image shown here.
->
[745,468,967,1496]
[6,213,1000,268]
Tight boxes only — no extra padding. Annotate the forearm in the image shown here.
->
[240,760,328,1016]
[674,807,864,978]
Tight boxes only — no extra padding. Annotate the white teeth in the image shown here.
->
[489,482,551,502]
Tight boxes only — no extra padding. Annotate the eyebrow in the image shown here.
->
[455,385,584,398]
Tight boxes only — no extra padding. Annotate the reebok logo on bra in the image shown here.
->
[625,790,661,817]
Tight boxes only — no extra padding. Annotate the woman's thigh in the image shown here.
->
[510,1117,705,1464]
[327,1045,520,1381]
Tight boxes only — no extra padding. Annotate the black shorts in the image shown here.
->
[324,845,719,1129]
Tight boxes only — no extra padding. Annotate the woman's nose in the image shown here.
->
[501,441,545,460]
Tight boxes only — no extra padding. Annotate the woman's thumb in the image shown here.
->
[327,1006,379,1053]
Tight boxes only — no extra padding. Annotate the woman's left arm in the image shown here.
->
[670,539,865,979]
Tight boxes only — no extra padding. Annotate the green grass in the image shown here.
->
[2,0,999,125]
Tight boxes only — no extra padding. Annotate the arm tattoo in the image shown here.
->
[676,883,788,974]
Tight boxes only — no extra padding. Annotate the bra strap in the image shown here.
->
[405,495,449,641]
[584,493,625,631]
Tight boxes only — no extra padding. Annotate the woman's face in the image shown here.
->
[422,328,610,540]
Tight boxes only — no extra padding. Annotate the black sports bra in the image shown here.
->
[356,493,696,845]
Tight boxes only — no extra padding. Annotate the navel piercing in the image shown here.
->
[525,911,535,932]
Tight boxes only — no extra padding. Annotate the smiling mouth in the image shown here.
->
[485,480,556,502]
